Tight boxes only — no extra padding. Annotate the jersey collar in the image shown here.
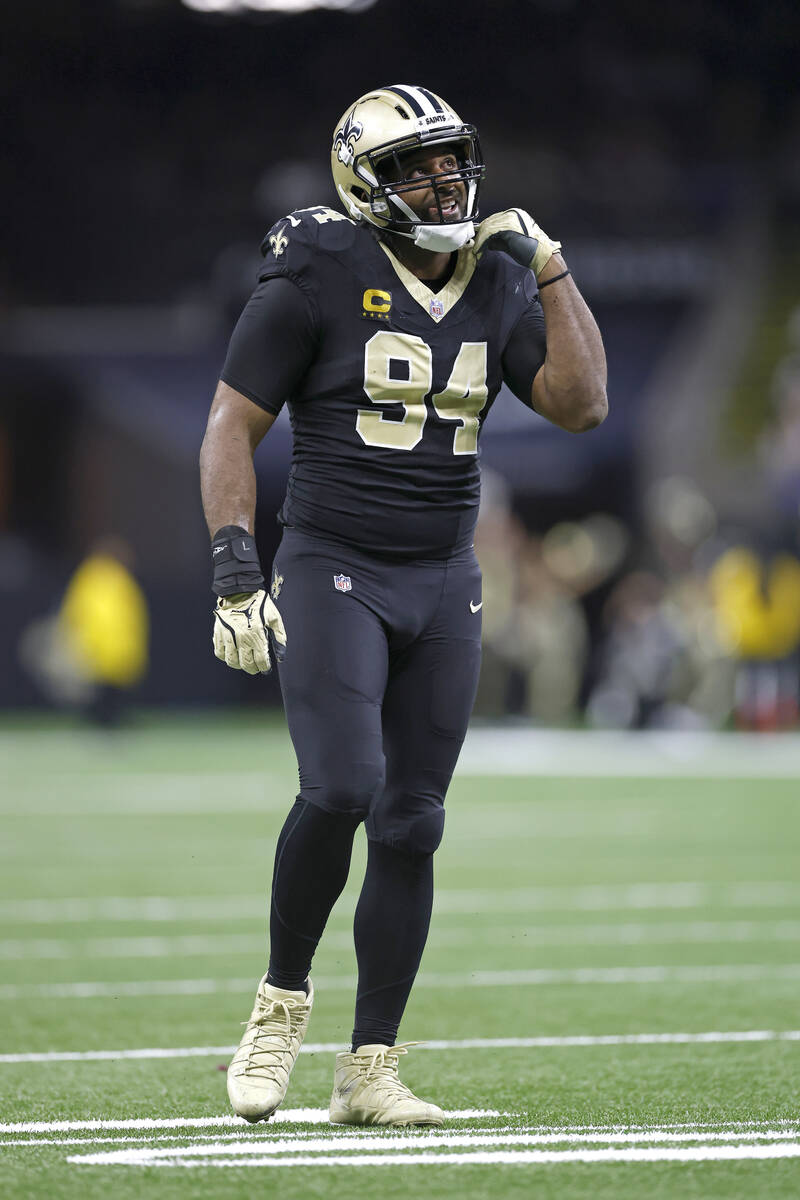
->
[377,240,477,324]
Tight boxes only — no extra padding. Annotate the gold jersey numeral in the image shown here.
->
[357,332,488,455]
[432,342,488,455]
[357,331,431,450]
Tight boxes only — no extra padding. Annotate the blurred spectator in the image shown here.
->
[474,483,628,723]
[709,546,800,730]
[581,476,736,730]
[473,474,532,718]
[19,537,149,726]
[586,561,737,731]
[541,514,629,595]
[509,536,589,724]
[644,476,718,577]
[587,571,682,729]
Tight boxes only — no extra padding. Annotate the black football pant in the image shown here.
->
[267,527,482,1048]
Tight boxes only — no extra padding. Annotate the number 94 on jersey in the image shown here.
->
[357,330,488,455]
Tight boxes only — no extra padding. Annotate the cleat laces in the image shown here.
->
[239,995,308,1082]
[352,1042,422,1101]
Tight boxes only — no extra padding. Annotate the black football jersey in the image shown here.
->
[222,206,546,559]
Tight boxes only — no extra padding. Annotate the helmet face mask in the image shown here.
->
[331,85,485,250]
[366,135,483,227]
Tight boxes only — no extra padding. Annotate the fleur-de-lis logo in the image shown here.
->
[333,110,364,166]
[268,225,288,257]
[271,571,284,601]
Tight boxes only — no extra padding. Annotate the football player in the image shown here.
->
[200,84,607,1127]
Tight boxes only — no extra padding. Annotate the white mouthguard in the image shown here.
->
[412,220,475,252]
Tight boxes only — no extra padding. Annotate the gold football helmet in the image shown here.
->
[331,84,484,251]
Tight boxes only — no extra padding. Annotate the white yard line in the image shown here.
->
[63,1129,800,1155]
[421,964,800,986]
[6,1115,797,1136]
[0,773,291,816]
[2,1028,799,1065]
[0,1109,497,1134]
[118,1128,800,1147]
[0,934,265,960]
[432,881,800,913]
[457,727,800,778]
[0,1045,239,1063]
[2,963,799,1001]
[68,1144,800,1167]
[7,1124,800,1149]
[3,881,798,925]
[13,1125,800,1164]
[3,1135,222,1148]
[0,896,263,923]
[3,919,799,960]
[0,1126,511,1147]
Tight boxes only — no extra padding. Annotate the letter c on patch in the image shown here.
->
[362,289,392,315]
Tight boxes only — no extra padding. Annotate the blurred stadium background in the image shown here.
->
[2,0,800,730]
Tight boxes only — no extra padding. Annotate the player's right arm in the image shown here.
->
[200,384,285,675]
[201,214,319,542]
[199,253,318,675]
[200,380,276,542]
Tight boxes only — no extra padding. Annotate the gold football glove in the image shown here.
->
[473,208,561,278]
[212,590,286,675]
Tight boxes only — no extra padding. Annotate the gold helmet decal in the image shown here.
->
[333,110,364,167]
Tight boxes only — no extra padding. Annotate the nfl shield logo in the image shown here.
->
[333,574,352,593]
[429,297,445,319]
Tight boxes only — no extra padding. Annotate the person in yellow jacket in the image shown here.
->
[20,537,149,724]
[60,538,148,685]
[709,546,800,729]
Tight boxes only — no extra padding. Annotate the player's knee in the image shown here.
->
[391,807,446,858]
[303,759,385,818]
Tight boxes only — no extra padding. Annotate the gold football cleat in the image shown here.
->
[329,1042,444,1127]
[227,975,313,1122]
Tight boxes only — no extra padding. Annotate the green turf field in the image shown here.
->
[1,715,799,1198]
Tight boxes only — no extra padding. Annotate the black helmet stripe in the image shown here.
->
[385,85,426,117]
[417,87,444,112]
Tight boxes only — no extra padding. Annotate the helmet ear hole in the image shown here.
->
[351,186,368,202]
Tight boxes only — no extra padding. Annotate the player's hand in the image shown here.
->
[473,208,561,278]
[212,590,287,675]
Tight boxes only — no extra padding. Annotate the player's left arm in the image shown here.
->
[531,252,608,434]
[475,208,607,433]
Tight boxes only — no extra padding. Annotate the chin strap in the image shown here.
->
[385,185,475,252]
[411,220,475,252]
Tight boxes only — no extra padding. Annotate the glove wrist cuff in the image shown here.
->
[532,238,562,279]
[211,525,265,597]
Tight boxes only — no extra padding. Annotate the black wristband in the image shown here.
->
[537,268,571,291]
[211,525,265,597]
